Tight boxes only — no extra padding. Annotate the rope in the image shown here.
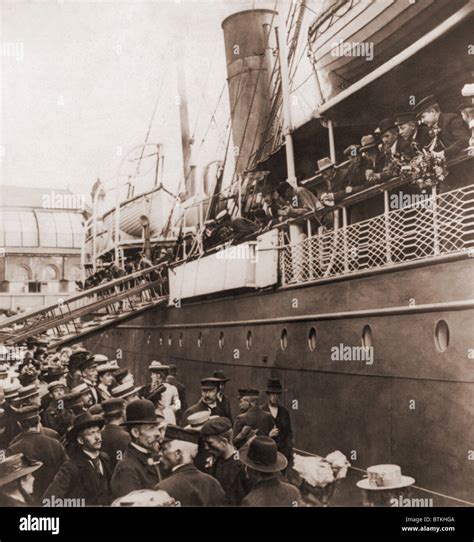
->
[293,448,474,506]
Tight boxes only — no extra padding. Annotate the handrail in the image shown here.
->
[0,262,169,329]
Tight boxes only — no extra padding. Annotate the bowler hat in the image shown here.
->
[163,424,200,445]
[413,95,439,117]
[239,436,288,473]
[201,416,232,437]
[68,411,104,438]
[213,370,230,382]
[237,388,259,398]
[121,399,161,426]
[68,349,91,371]
[378,118,396,134]
[265,378,286,394]
[76,356,99,372]
[0,454,43,487]
[44,366,67,383]
[394,112,417,126]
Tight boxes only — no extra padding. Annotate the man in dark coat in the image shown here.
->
[76,356,100,405]
[213,370,233,424]
[7,405,67,503]
[260,379,294,467]
[43,412,111,506]
[201,417,248,505]
[233,389,275,449]
[42,381,70,437]
[394,112,432,157]
[100,398,130,471]
[240,436,302,507]
[110,400,164,500]
[182,377,231,425]
[414,95,470,159]
[156,425,225,506]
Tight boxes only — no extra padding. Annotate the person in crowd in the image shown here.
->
[253,208,273,233]
[260,379,293,468]
[275,181,325,221]
[111,399,164,499]
[100,398,130,472]
[182,377,232,424]
[184,410,213,473]
[240,436,302,507]
[76,356,99,405]
[166,364,187,421]
[0,453,42,507]
[213,370,233,424]
[0,382,22,447]
[111,381,141,405]
[233,388,274,449]
[215,210,260,244]
[140,361,180,424]
[44,412,111,506]
[201,416,248,505]
[42,381,70,437]
[97,362,117,402]
[413,95,470,158]
[7,405,67,503]
[71,383,95,410]
[156,425,226,506]
[394,112,432,156]
[260,185,280,222]
[67,349,90,389]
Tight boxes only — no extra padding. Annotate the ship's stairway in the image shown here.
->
[0,264,169,349]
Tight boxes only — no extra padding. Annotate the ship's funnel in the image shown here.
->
[222,9,278,175]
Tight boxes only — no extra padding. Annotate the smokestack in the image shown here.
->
[222,9,278,175]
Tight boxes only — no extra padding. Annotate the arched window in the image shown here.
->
[42,265,59,281]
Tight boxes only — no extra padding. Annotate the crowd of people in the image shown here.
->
[202,95,472,248]
[0,338,301,507]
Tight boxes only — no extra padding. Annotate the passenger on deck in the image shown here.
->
[394,112,432,157]
[275,181,329,229]
[253,208,273,233]
[413,95,470,159]
[260,185,280,222]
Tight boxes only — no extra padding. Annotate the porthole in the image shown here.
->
[178,332,183,348]
[168,335,172,347]
[197,332,203,348]
[246,330,252,350]
[434,320,450,352]
[361,325,373,348]
[280,329,288,351]
[218,332,224,349]
[159,333,164,346]
[308,327,317,351]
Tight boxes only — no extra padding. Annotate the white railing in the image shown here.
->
[279,184,474,285]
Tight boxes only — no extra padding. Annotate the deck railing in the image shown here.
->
[279,183,474,285]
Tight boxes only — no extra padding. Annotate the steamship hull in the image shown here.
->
[86,253,474,506]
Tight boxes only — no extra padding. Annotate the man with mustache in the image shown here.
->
[182,377,230,425]
[111,399,165,499]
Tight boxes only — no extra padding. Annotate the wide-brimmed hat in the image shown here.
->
[111,381,141,400]
[67,411,104,439]
[360,134,379,152]
[212,371,230,382]
[3,382,21,401]
[97,362,119,374]
[315,157,335,175]
[356,464,415,490]
[265,378,286,394]
[121,399,161,426]
[239,436,288,473]
[76,356,99,372]
[102,398,125,417]
[412,94,439,118]
[186,410,211,430]
[68,349,91,372]
[378,118,396,134]
[148,361,169,373]
[394,112,417,126]
[0,454,43,487]
[17,385,39,402]
[163,424,200,445]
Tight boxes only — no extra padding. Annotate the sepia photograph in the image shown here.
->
[0,0,473,537]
